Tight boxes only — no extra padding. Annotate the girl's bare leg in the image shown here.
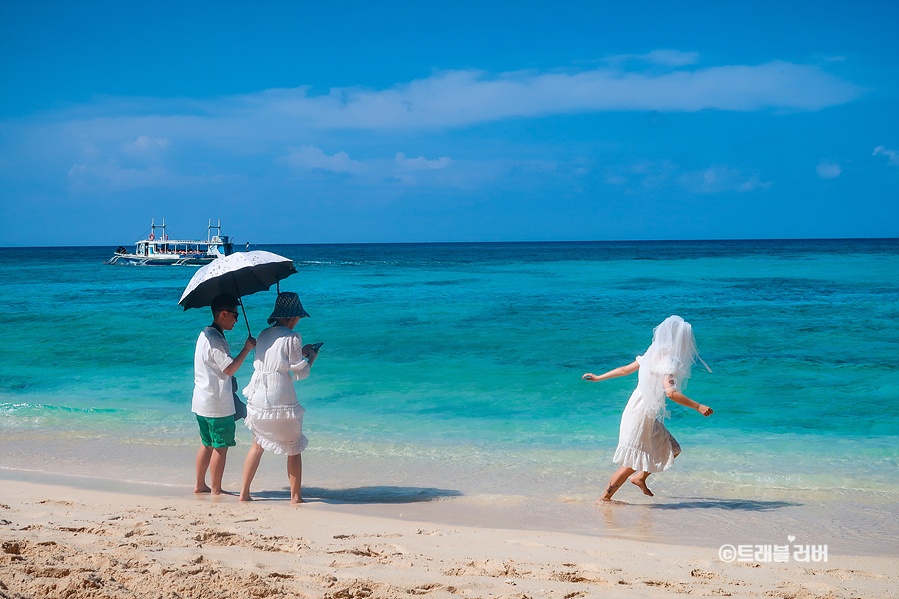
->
[599,466,636,501]
[239,440,265,502]
[629,471,653,496]
[287,454,305,504]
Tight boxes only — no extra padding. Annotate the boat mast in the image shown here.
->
[150,218,165,239]
[208,218,222,240]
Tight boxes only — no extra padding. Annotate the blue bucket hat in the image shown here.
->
[267,292,311,324]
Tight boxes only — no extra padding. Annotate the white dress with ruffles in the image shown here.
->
[242,326,310,456]
[612,355,682,473]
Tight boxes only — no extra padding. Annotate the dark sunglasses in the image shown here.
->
[225,310,240,317]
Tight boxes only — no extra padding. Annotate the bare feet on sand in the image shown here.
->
[291,497,306,505]
[593,497,629,507]
[195,485,237,496]
[629,474,654,496]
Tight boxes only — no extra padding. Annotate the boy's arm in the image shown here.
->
[223,336,256,376]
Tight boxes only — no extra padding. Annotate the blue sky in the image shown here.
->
[1,1,897,245]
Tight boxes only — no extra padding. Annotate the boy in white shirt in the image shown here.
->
[192,294,256,494]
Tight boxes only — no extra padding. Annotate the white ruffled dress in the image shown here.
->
[242,326,310,455]
[612,355,682,473]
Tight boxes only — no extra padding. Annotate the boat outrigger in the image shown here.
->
[105,219,235,266]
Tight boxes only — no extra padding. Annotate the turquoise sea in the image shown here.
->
[1,239,897,555]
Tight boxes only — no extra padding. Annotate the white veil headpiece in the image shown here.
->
[637,315,712,421]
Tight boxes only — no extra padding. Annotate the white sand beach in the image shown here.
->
[1,479,895,599]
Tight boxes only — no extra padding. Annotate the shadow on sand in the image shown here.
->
[647,497,801,511]
[245,485,463,504]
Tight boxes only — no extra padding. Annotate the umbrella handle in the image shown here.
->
[238,298,252,337]
[231,273,253,337]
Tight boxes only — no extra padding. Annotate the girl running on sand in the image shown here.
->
[582,315,713,501]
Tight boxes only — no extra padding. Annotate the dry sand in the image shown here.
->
[0,480,895,599]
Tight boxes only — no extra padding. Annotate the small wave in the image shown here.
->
[0,402,124,415]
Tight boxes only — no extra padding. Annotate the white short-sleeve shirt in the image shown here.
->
[192,326,236,418]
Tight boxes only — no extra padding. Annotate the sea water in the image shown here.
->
[1,240,897,555]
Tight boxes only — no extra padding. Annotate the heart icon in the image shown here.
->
[787,535,796,543]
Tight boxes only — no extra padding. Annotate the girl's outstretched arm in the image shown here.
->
[662,374,712,416]
[665,387,713,416]
[582,360,639,382]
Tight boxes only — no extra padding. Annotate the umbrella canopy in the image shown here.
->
[179,250,297,313]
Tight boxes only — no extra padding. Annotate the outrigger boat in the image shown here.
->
[105,219,235,266]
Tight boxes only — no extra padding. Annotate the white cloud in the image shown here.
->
[680,166,772,193]
[395,152,453,170]
[4,54,863,197]
[18,58,862,161]
[284,145,365,173]
[816,159,842,179]
[873,145,899,166]
[128,135,171,150]
[233,60,860,131]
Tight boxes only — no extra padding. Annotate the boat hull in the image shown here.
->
[105,254,214,266]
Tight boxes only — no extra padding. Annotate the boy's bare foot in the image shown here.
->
[629,475,653,497]
[238,493,252,502]
[194,485,212,494]
[290,497,306,505]
[211,489,236,496]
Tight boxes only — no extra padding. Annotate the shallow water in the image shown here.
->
[1,240,897,555]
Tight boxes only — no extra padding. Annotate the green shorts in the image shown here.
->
[196,415,236,448]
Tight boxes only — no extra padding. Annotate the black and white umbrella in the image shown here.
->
[178,251,298,334]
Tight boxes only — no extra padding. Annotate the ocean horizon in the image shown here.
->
[2,238,897,555]
[2,236,895,249]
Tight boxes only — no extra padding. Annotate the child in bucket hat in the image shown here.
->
[241,292,318,504]
[266,292,311,325]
